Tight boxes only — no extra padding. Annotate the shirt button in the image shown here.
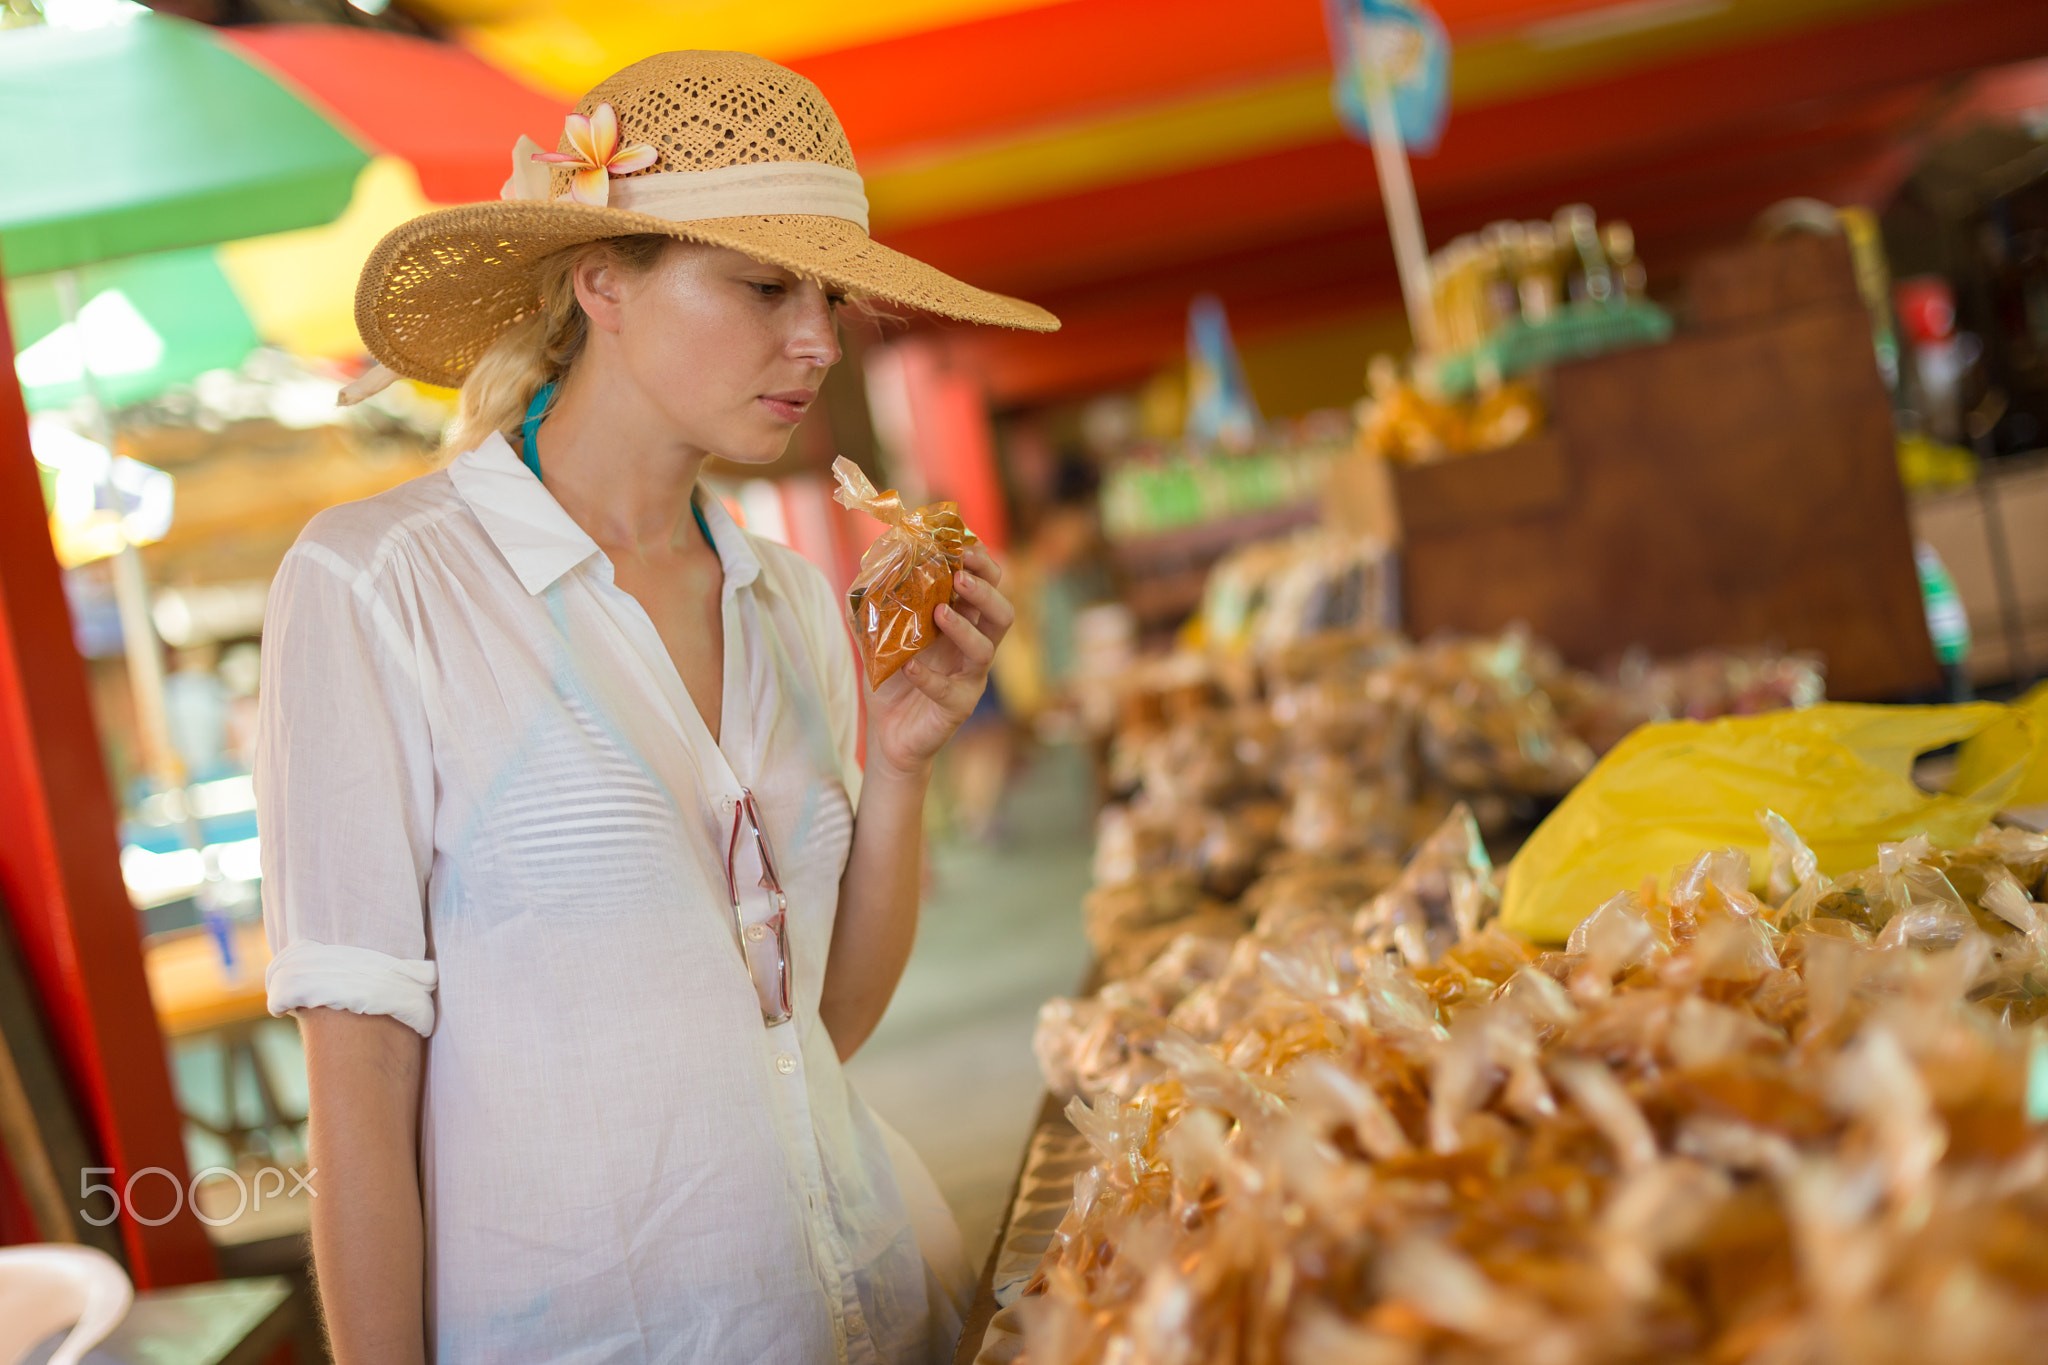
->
[775,1053,796,1075]
[744,923,768,942]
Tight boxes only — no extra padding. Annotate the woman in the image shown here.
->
[256,51,1056,1364]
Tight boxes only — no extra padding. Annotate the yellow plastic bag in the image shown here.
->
[1501,701,2048,944]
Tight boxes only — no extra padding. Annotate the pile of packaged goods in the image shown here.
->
[1356,354,1546,467]
[1085,628,1822,980]
[1198,531,1399,660]
[1026,812,2048,1364]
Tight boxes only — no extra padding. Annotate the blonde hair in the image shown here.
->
[445,234,672,457]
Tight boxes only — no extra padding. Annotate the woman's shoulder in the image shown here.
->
[287,467,467,585]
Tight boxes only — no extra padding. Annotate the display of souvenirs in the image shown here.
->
[1424,205,1673,400]
[1355,354,1545,466]
[1077,626,1822,983]
[1430,206,1647,354]
[1024,815,2048,1365]
[1098,442,1342,541]
[1198,531,1398,659]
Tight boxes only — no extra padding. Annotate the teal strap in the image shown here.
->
[520,381,555,482]
[519,380,714,551]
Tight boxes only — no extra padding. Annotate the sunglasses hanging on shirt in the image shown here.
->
[725,788,793,1027]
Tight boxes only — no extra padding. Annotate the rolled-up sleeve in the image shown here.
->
[257,537,439,1036]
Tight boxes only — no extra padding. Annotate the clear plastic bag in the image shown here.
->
[831,456,977,688]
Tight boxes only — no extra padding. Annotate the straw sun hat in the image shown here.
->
[350,49,1059,394]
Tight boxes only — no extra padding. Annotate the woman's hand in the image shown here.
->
[865,543,1013,780]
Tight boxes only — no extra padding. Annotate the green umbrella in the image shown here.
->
[7,246,258,410]
[0,11,370,275]
[1,7,370,793]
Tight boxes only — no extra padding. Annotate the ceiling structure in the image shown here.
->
[343,0,2048,406]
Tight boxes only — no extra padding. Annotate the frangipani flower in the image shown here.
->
[531,103,658,207]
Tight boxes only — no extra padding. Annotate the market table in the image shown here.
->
[20,1275,306,1365]
[144,922,273,1041]
[955,958,1110,1365]
[143,922,300,1164]
[954,1093,1085,1365]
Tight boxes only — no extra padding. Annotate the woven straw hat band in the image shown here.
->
[353,50,1057,391]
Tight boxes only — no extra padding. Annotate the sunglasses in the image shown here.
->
[725,788,793,1028]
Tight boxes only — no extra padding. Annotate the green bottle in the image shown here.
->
[1915,541,1972,702]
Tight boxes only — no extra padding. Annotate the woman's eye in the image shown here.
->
[749,281,786,298]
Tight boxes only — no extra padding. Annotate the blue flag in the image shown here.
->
[1185,294,1260,452]
[1322,0,1450,155]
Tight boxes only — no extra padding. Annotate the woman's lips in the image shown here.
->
[759,392,814,424]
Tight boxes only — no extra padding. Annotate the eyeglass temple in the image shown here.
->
[739,791,781,890]
[726,789,782,904]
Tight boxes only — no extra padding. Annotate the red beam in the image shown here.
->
[223,24,568,204]
[790,0,1330,156]
[875,0,2048,298]
[949,111,1934,402]
[0,271,215,1283]
[792,0,1828,159]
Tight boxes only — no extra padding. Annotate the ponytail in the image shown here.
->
[444,233,671,457]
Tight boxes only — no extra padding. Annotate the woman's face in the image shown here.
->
[592,240,845,465]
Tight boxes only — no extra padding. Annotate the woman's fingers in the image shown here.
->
[961,544,1003,590]
[952,571,1015,646]
[935,602,995,668]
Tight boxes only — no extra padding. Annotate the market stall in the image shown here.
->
[955,609,2048,1360]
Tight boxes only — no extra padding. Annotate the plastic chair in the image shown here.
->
[0,1245,132,1365]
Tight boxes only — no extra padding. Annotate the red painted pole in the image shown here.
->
[0,264,216,1285]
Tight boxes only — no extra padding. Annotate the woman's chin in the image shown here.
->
[716,424,801,467]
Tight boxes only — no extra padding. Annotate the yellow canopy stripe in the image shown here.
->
[408,0,1072,97]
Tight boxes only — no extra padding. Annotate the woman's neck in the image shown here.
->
[532,363,710,561]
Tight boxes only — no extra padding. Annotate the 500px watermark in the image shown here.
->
[80,1166,316,1228]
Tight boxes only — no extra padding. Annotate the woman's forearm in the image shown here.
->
[299,1007,429,1365]
[818,754,931,1059]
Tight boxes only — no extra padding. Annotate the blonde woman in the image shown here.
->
[256,52,1056,1364]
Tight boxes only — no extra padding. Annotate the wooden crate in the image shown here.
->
[1395,237,1938,701]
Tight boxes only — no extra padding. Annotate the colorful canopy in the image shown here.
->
[14,1,2045,411]
[8,157,441,411]
[6,22,565,411]
[219,24,567,206]
[407,0,2048,404]
[0,13,368,275]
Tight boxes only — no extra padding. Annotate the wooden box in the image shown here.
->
[1394,237,1939,701]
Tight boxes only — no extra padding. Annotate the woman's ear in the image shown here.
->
[571,251,630,335]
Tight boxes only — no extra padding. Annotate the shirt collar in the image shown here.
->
[447,433,764,598]
[693,482,763,597]
[447,434,601,595]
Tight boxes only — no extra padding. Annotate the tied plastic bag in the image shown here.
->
[831,457,978,688]
[1502,701,2048,944]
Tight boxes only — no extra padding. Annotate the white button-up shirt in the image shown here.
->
[257,434,966,1364]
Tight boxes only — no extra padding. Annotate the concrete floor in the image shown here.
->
[844,740,1094,1265]
[171,741,1094,1269]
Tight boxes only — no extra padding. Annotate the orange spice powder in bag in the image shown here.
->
[831,457,978,689]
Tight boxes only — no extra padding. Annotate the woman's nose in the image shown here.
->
[789,288,843,367]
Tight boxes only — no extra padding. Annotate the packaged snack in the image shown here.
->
[1023,813,2048,1365]
[831,457,978,688]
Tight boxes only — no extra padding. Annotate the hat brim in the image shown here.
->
[355,199,1060,389]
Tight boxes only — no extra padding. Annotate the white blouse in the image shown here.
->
[256,433,968,1364]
